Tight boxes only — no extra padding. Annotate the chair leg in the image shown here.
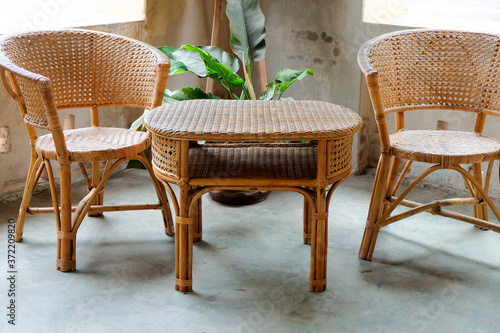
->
[15,156,43,241]
[57,163,76,272]
[139,152,174,236]
[383,157,402,212]
[359,154,392,260]
[88,161,103,217]
[472,163,489,223]
[152,177,174,236]
[386,157,401,196]
[161,196,175,237]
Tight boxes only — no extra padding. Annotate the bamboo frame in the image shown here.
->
[358,29,500,261]
[28,204,162,215]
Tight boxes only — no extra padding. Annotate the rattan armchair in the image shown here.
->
[358,29,500,260]
[0,29,173,271]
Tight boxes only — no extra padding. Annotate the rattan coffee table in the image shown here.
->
[144,99,362,292]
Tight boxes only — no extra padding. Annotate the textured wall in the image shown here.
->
[2,0,499,199]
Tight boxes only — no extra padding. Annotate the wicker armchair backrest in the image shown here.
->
[359,29,500,116]
[0,29,169,130]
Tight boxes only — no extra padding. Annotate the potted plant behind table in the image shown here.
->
[131,0,313,205]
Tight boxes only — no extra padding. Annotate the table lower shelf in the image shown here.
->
[188,143,318,180]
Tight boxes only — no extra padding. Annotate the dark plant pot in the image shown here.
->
[209,190,270,205]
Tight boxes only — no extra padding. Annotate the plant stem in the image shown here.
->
[277,90,284,100]
[221,81,240,100]
[242,86,251,99]
[242,54,256,100]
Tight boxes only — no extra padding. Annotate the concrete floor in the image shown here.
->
[1,169,500,332]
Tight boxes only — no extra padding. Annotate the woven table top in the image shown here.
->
[145,100,362,141]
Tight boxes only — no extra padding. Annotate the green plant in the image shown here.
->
[130,0,313,131]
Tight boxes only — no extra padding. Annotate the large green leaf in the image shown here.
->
[260,68,314,100]
[171,48,209,77]
[157,46,189,75]
[259,82,278,101]
[226,0,266,66]
[163,87,222,103]
[181,44,245,89]
[197,45,240,73]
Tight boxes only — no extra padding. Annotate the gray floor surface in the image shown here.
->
[1,169,499,332]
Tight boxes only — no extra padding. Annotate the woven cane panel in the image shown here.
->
[189,144,317,179]
[328,136,353,176]
[16,76,49,128]
[145,100,362,142]
[390,130,500,165]
[35,127,150,162]
[365,30,500,113]
[0,29,164,112]
[92,33,160,109]
[151,136,179,178]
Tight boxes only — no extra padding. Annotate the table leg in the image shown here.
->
[310,140,328,292]
[309,187,328,292]
[175,185,193,292]
[303,189,313,245]
[88,161,103,217]
[192,196,202,242]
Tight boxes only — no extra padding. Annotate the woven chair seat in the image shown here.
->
[35,127,150,162]
[188,144,318,179]
[390,130,500,165]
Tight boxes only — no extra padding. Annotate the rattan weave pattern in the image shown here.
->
[0,29,168,129]
[390,130,500,165]
[328,135,353,176]
[188,144,317,179]
[35,127,150,162]
[17,76,47,127]
[360,29,500,114]
[151,136,179,178]
[145,100,362,141]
